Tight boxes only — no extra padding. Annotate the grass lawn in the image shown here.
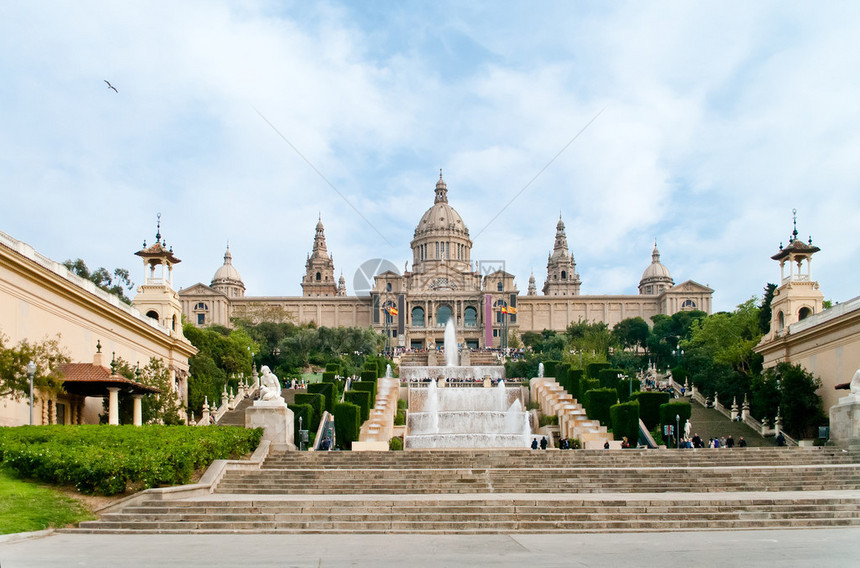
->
[0,468,95,534]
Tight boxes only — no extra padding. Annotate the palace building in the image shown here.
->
[179,173,714,348]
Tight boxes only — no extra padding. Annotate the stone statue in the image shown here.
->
[684,419,692,440]
[259,365,283,402]
[850,367,860,396]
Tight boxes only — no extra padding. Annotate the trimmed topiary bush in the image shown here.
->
[598,368,625,389]
[610,401,640,444]
[334,402,361,450]
[294,393,325,431]
[615,377,641,403]
[583,388,618,428]
[308,382,335,414]
[389,436,403,451]
[659,401,692,447]
[325,363,341,373]
[543,360,562,378]
[344,389,372,423]
[352,381,376,403]
[580,378,599,399]
[587,362,611,380]
[568,369,584,400]
[360,370,377,382]
[631,391,670,430]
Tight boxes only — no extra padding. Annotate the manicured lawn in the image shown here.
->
[0,468,94,534]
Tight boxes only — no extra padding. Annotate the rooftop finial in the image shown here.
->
[156,212,162,243]
[792,208,798,240]
[439,168,443,181]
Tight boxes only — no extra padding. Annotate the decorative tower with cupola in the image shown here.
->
[543,215,581,296]
[527,271,537,296]
[763,210,824,341]
[133,214,185,339]
[301,216,338,297]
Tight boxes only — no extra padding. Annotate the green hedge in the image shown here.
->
[566,369,584,400]
[615,377,641,403]
[583,388,618,428]
[389,436,403,451]
[363,362,378,376]
[325,363,341,373]
[610,401,640,443]
[598,368,625,389]
[344,390,372,423]
[543,360,562,378]
[580,378,599,399]
[288,403,313,439]
[659,401,692,447]
[308,382,335,413]
[352,380,377,403]
[294,393,324,431]
[360,370,377,382]
[334,402,361,450]
[555,365,570,393]
[0,425,262,495]
[631,391,670,430]
[587,362,611,380]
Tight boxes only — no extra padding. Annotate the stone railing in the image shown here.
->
[193,379,259,426]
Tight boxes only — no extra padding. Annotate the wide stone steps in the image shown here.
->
[73,496,860,533]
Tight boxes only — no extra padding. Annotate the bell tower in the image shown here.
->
[133,214,185,339]
[301,216,338,297]
[763,210,824,341]
[543,215,581,296]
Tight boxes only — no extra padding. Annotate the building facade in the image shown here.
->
[0,224,196,427]
[180,174,714,347]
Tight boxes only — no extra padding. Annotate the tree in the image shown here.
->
[770,363,826,439]
[63,258,134,304]
[611,317,650,352]
[183,324,257,416]
[0,333,69,401]
[758,283,777,334]
[101,356,184,425]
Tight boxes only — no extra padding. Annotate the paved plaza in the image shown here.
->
[2,529,860,567]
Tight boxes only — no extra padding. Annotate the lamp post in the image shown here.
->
[27,361,36,425]
[676,414,680,449]
[619,373,633,398]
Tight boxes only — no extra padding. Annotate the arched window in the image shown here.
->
[798,307,812,320]
[146,310,159,320]
[778,311,785,331]
[561,270,567,280]
[315,272,321,281]
[681,299,697,310]
[386,282,392,292]
[464,306,478,327]
[411,306,425,327]
[497,282,503,292]
[436,305,452,327]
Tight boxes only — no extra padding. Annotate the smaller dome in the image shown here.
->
[212,245,244,287]
[639,241,673,294]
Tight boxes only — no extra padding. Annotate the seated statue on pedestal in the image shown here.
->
[259,365,283,402]
[851,367,860,396]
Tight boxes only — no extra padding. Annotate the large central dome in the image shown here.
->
[410,172,472,273]
[414,173,469,238]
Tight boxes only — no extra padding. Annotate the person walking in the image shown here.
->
[540,436,548,450]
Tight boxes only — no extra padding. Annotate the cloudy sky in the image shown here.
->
[2,1,858,313]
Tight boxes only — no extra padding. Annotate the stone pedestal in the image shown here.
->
[830,394,860,448]
[246,400,295,449]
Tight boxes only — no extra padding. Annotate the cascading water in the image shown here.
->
[404,320,533,449]
[385,364,392,378]
[538,362,544,378]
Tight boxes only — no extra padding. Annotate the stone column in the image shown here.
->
[132,395,144,426]
[107,387,120,425]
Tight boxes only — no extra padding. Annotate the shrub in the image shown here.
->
[308,382,335,413]
[539,414,558,427]
[389,436,403,451]
[394,409,406,426]
[363,362,378,376]
[586,362,611,380]
[583,388,618,428]
[543,360,562,378]
[610,401,640,443]
[294,393,324,431]
[344,390,372,423]
[351,381,376,403]
[397,398,407,410]
[568,369,584,400]
[288,403,314,438]
[580,378,599,399]
[334,402,361,450]
[0,425,261,495]
[615,377,641,403]
[631,391,670,430]
[359,370,377,382]
[325,363,341,373]
[598,368,625,389]
[659,401,692,447]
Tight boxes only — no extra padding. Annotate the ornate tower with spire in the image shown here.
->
[133,214,185,338]
[337,273,347,296]
[302,216,338,297]
[639,241,674,295]
[211,244,245,299]
[543,215,581,296]
[762,210,823,341]
[527,271,537,296]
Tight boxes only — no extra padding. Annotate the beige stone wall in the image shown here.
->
[517,295,663,330]
[232,296,372,328]
[0,231,196,426]
[756,297,860,415]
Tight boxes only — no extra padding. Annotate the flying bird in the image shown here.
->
[104,80,118,93]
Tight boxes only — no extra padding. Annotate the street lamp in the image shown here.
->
[676,414,680,449]
[27,361,36,425]
[619,373,633,398]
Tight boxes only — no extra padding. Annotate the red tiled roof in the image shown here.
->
[58,363,161,396]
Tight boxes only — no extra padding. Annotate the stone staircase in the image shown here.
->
[72,447,860,533]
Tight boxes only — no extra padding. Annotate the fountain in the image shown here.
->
[538,362,544,378]
[403,319,532,449]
